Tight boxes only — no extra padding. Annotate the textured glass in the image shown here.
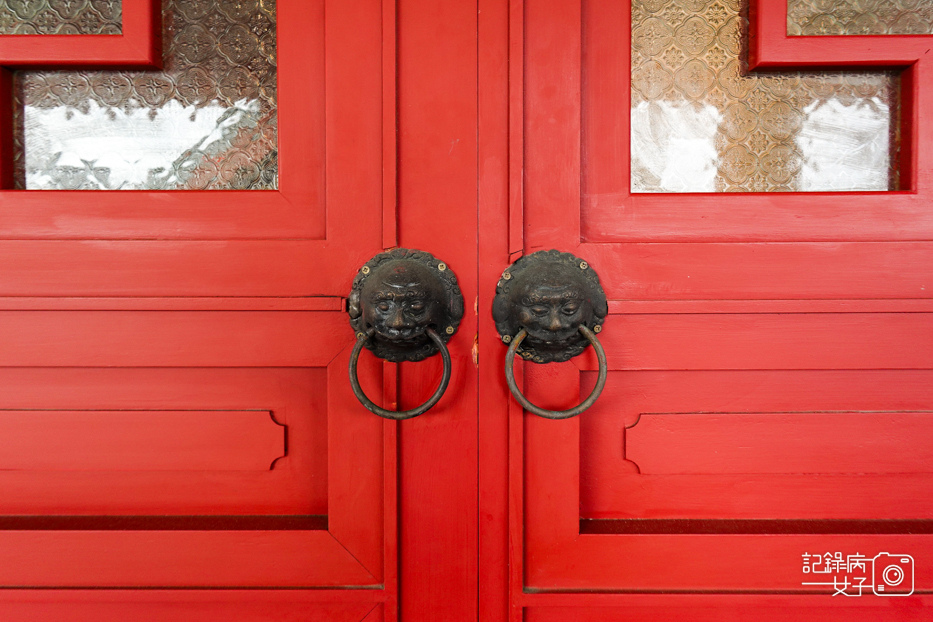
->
[13,0,277,190]
[631,0,900,193]
[789,0,933,35]
[0,0,121,34]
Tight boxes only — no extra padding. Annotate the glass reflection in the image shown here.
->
[14,0,277,190]
[631,0,899,193]
[797,96,893,191]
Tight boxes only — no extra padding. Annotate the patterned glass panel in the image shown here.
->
[13,0,277,190]
[788,0,933,35]
[0,0,121,34]
[631,0,900,193]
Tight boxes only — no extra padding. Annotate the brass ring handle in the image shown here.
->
[504,325,607,419]
[349,327,452,420]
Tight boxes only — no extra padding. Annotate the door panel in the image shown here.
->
[516,0,933,611]
[1,0,325,241]
[2,0,929,618]
[583,371,933,519]
[0,0,377,297]
[523,596,933,622]
[0,319,387,587]
[0,0,403,609]
[0,591,384,622]
[0,0,484,616]
[0,368,320,514]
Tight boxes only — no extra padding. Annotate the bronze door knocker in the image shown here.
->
[493,250,608,419]
[348,248,464,419]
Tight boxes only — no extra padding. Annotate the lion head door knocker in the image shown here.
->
[493,250,608,419]
[347,248,464,419]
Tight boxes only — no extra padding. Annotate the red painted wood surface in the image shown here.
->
[0,369,328,516]
[579,0,933,245]
[2,0,931,618]
[0,0,485,614]
[0,349,387,587]
[579,370,933,520]
[522,596,933,622]
[396,0,479,619]
[0,0,378,294]
[478,1,512,621]
[514,0,933,617]
[0,591,383,622]
[0,0,408,615]
[0,0,160,66]
[0,410,285,471]
[626,412,933,475]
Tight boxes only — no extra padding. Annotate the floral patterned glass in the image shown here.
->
[631,0,900,193]
[13,0,277,190]
[788,0,933,35]
[0,0,121,34]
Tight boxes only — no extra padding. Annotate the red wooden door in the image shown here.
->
[0,0,479,620]
[490,0,933,619]
[3,0,933,620]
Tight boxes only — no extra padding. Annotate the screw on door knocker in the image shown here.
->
[493,250,608,419]
[347,248,464,419]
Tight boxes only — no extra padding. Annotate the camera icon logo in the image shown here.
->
[872,553,914,596]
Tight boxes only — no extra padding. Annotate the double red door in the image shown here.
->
[0,0,931,620]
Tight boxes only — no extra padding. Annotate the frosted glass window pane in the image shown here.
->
[788,0,933,35]
[13,0,277,190]
[0,0,121,34]
[631,0,900,193]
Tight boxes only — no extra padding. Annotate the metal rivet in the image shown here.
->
[438,262,447,271]
[503,272,512,280]
[361,266,370,274]
[593,325,602,333]
[502,334,512,343]
[579,261,588,270]
[356,332,366,340]
[445,326,455,335]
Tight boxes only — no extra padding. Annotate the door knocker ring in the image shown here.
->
[347,249,464,420]
[493,250,608,419]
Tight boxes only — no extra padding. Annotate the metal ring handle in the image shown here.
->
[349,328,452,420]
[505,325,607,419]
